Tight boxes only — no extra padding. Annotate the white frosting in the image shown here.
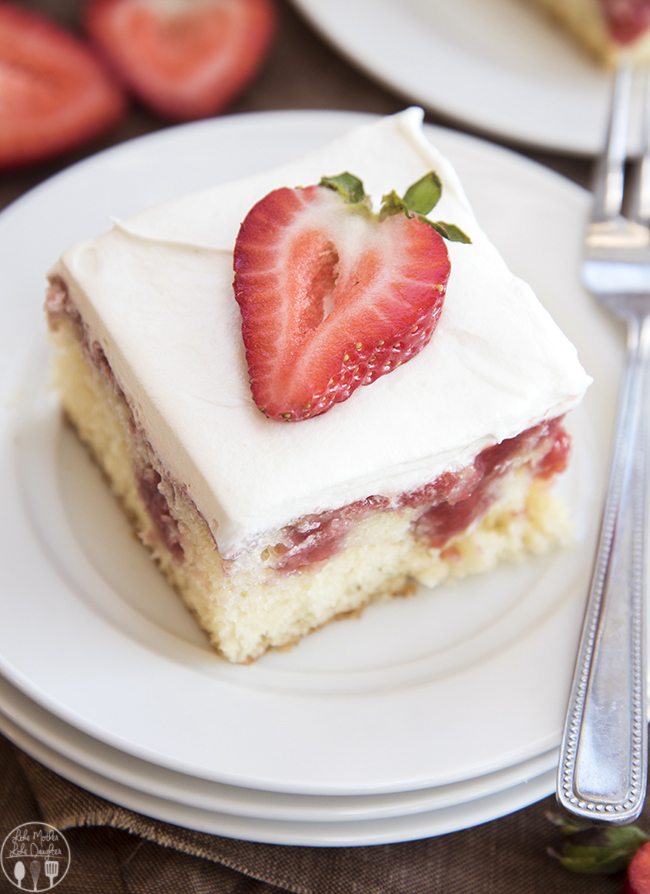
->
[55,108,591,556]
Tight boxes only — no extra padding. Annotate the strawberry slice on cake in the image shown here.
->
[234,171,469,421]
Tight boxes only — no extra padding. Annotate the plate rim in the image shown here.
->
[0,673,558,824]
[0,710,556,846]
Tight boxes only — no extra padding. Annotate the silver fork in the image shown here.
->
[557,64,650,824]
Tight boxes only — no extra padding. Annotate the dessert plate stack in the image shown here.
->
[0,111,623,845]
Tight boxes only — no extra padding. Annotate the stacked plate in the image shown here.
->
[0,110,622,845]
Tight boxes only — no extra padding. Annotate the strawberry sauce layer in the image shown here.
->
[271,418,570,573]
[600,0,650,44]
[47,278,186,562]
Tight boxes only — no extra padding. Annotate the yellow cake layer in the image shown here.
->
[49,316,572,664]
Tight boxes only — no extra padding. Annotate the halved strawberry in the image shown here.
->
[84,0,277,121]
[0,3,125,170]
[233,171,471,422]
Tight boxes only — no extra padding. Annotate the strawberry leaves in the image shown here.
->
[319,172,368,205]
[378,171,472,244]
[319,170,472,244]
[547,810,650,879]
[403,171,442,214]
[427,221,472,242]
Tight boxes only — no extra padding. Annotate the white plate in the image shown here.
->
[0,674,557,824]
[0,711,556,846]
[0,110,622,796]
[292,0,642,155]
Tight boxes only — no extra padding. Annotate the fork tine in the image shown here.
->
[592,63,632,222]
[630,65,650,224]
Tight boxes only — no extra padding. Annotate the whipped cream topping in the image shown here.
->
[54,108,591,556]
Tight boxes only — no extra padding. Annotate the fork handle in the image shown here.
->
[557,312,650,823]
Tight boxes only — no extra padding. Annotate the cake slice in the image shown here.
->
[45,108,591,664]
[530,0,650,66]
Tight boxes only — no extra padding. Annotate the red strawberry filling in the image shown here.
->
[600,0,650,44]
[269,496,390,572]
[137,465,184,560]
[413,418,568,549]
[269,418,570,573]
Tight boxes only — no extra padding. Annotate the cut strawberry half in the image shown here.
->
[0,2,125,170]
[84,0,277,121]
[233,171,471,422]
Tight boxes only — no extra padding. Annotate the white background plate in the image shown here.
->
[0,111,623,797]
[292,0,642,155]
